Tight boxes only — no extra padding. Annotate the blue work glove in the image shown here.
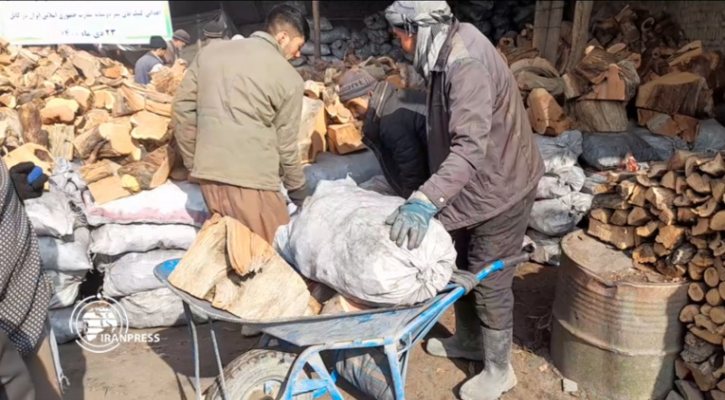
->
[385,191,438,250]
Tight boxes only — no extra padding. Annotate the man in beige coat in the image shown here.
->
[172,4,309,243]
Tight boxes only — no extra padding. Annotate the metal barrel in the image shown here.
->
[551,231,689,400]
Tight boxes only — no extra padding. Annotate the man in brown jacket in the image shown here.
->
[172,4,309,243]
[385,2,544,400]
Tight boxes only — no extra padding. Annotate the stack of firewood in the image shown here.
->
[0,38,186,205]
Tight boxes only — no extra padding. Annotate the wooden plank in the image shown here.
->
[533,1,565,65]
[564,0,594,72]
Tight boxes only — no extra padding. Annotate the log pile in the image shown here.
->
[0,38,183,204]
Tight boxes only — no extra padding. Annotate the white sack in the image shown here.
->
[24,191,75,238]
[119,288,196,329]
[536,165,586,200]
[44,270,85,309]
[100,250,186,298]
[90,224,198,256]
[529,192,593,237]
[274,178,455,306]
[526,230,562,266]
[38,228,92,272]
[535,130,583,173]
[84,181,209,227]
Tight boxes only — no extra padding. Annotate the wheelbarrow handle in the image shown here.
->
[474,253,531,281]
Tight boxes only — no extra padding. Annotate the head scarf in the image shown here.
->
[385,1,453,80]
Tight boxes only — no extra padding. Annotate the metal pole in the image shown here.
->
[312,0,321,61]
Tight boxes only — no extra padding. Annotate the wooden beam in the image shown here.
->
[312,0,321,61]
[533,1,565,65]
[565,1,594,72]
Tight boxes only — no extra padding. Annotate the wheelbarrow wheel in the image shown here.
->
[205,349,313,400]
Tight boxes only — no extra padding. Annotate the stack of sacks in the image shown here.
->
[84,180,209,328]
[527,131,593,265]
[24,160,90,343]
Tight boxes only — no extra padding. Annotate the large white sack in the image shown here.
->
[44,270,85,309]
[38,228,92,272]
[100,249,186,298]
[119,288,189,329]
[529,192,593,237]
[535,130,583,173]
[90,224,198,256]
[84,181,209,227]
[274,178,455,307]
[536,165,586,200]
[24,191,75,238]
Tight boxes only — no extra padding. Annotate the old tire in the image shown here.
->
[205,349,312,400]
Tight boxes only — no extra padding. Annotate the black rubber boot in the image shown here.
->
[459,327,517,400]
[425,297,483,361]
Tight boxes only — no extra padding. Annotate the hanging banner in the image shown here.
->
[0,1,173,45]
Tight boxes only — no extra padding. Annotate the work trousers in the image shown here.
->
[199,180,290,244]
[450,189,536,330]
[0,330,61,400]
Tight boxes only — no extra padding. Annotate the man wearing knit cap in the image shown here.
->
[338,68,429,198]
[383,2,544,399]
[173,4,310,244]
[164,29,191,65]
[134,35,167,85]
[202,20,226,46]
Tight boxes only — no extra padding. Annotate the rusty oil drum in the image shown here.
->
[551,231,689,400]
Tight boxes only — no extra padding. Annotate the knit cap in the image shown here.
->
[339,68,378,103]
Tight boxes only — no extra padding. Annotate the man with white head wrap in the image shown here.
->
[384,2,544,399]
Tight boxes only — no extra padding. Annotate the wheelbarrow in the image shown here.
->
[154,253,529,400]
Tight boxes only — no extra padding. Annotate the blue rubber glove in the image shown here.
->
[385,192,438,250]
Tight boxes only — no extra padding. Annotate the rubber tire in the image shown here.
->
[205,349,313,400]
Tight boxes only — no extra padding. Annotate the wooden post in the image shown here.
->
[533,0,564,65]
[565,1,594,72]
[312,0,321,61]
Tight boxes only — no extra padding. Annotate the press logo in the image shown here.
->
[70,294,160,353]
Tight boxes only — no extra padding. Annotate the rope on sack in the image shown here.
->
[449,269,479,294]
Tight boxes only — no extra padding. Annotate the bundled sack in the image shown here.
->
[90,224,198,256]
[38,228,92,272]
[274,178,455,307]
[536,165,586,200]
[529,192,593,237]
[83,181,209,227]
[100,249,186,298]
[119,288,206,329]
[536,130,583,173]
[24,191,75,238]
[45,270,85,309]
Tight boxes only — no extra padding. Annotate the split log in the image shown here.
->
[93,90,115,110]
[618,180,637,200]
[569,100,627,133]
[592,193,630,210]
[690,263,706,281]
[562,72,588,99]
[680,304,701,323]
[711,211,725,231]
[630,184,647,207]
[297,97,327,164]
[687,173,712,194]
[327,123,364,155]
[690,282,707,302]
[0,93,16,109]
[700,154,725,177]
[693,218,713,237]
[669,243,697,265]
[711,307,725,325]
[636,221,659,238]
[647,162,669,179]
[692,250,715,268]
[677,208,698,224]
[635,72,712,117]
[2,143,53,176]
[653,206,677,226]
[627,207,652,226]
[118,145,173,192]
[668,41,704,69]
[705,267,721,288]
[45,124,74,160]
[694,198,719,218]
[675,358,691,380]
[661,171,677,190]
[590,208,612,224]
[40,98,79,124]
[610,209,629,226]
[526,88,571,136]
[668,150,696,172]
[70,51,100,85]
[97,120,141,161]
[587,219,635,250]
[636,174,659,188]
[580,63,626,101]
[637,109,700,143]
[633,244,657,264]
[573,47,619,84]
[646,187,676,210]
[130,111,170,143]
[303,81,325,100]
[18,103,48,148]
[66,86,92,112]
[79,159,121,184]
[656,225,685,250]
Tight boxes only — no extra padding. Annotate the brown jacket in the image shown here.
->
[172,32,306,192]
[420,21,544,231]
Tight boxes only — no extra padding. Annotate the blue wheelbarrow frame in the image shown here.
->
[154,254,528,400]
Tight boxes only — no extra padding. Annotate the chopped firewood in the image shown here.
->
[687,173,712,194]
[587,219,635,250]
[647,162,669,179]
[686,189,710,205]
[637,109,700,143]
[705,267,721,288]
[617,180,637,199]
[574,47,618,84]
[700,154,725,177]
[79,109,111,133]
[562,72,588,99]
[569,100,628,133]
[690,282,707,302]
[636,72,712,117]
[0,93,16,109]
[580,63,626,101]
[630,184,647,207]
[675,176,688,195]
[130,111,170,143]
[668,41,704,68]
[646,187,675,210]
[693,218,713,237]
[707,289,723,306]
[654,243,670,257]
[327,123,364,155]
[711,211,725,231]
[303,80,325,100]
[656,261,686,279]
[118,145,173,192]
[526,88,571,135]
[589,208,612,224]
[298,97,327,164]
[711,307,725,325]
[592,193,630,210]
[692,250,715,268]
[79,159,121,184]
[710,236,725,257]
[66,86,92,112]
[87,175,132,204]
[40,98,79,124]
[668,150,696,171]
[93,90,115,110]
[674,195,693,207]
[18,103,48,148]
[628,207,652,226]
[656,225,685,250]
[661,171,678,190]
[636,221,659,238]
[675,358,691,380]
[71,51,100,85]
[678,208,698,224]
[45,124,74,160]
[97,120,141,160]
[711,181,725,202]
[694,198,719,218]
[655,206,677,226]
[610,209,629,226]
[2,143,53,176]
[633,244,657,264]
[636,174,659,187]
[680,304,701,323]
[690,263,706,280]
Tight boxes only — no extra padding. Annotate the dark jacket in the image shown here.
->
[419,21,545,231]
[362,81,429,198]
[134,52,164,85]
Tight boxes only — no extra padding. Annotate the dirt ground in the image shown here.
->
[59,263,585,400]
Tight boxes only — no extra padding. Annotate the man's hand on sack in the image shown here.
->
[9,162,48,200]
[288,183,311,208]
[386,191,438,250]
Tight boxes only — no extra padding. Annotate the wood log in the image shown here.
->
[636,221,659,238]
[668,41,704,68]
[592,193,630,210]
[690,282,707,302]
[40,98,79,125]
[711,212,725,231]
[630,184,647,207]
[87,175,132,204]
[92,89,115,110]
[690,263,707,281]
[653,205,677,226]
[580,63,626,101]
[303,80,325,100]
[680,304,701,323]
[587,219,636,250]
[45,124,74,160]
[694,218,714,237]
[711,235,725,257]
[687,173,712,194]
[118,145,173,192]
[562,72,588,99]
[70,51,100,85]
[654,243,671,258]
[701,153,725,177]
[18,103,48,148]
[646,187,676,210]
[637,109,700,143]
[683,332,718,363]
[702,304,714,318]
[618,180,637,199]
[720,282,725,303]
[633,244,657,264]
[130,110,170,143]
[706,267,722,288]
[297,97,327,164]
[569,100,628,133]
[610,209,629,226]
[590,208,612,224]
[647,162,669,179]
[66,86,92,112]
[695,314,719,334]
[668,150,696,172]
[675,358,691,380]
[79,159,121,184]
[627,207,652,226]
[678,208,698,225]
[526,88,571,135]
[713,181,725,203]
[574,47,619,83]
[712,390,725,400]
[690,354,720,391]
[0,93,16,109]
[511,57,563,96]
[636,174,659,188]
[635,72,712,117]
[686,189,711,205]
[711,307,725,325]
[694,198,719,218]
[657,261,687,279]
[2,143,53,177]
[692,250,715,268]
[661,171,678,190]
[656,225,685,250]
[719,380,725,393]
[327,123,365,155]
